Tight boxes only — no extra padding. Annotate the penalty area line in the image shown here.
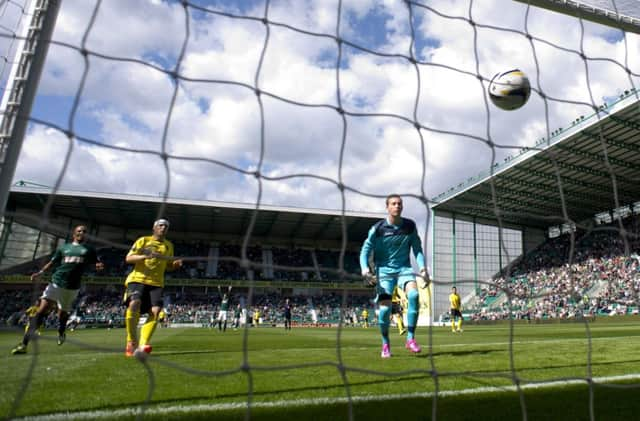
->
[15,373,640,421]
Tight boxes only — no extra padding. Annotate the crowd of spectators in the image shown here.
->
[1,286,375,330]
[93,242,360,283]
[466,217,640,321]
[2,238,372,331]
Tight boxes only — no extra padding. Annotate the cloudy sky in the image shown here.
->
[2,0,639,228]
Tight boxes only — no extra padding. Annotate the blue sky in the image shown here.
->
[1,0,638,227]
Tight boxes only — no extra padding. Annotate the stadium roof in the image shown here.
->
[6,187,384,246]
[513,0,640,35]
[431,90,640,230]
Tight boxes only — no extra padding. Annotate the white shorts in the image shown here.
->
[41,283,79,312]
[217,311,227,321]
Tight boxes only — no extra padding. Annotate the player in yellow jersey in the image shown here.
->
[253,308,260,326]
[391,286,407,336]
[123,219,182,357]
[158,309,167,328]
[449,286,463,333]
[23,300,42,336]
[361,308,369,328]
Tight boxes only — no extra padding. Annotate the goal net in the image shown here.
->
[1,0,639,419]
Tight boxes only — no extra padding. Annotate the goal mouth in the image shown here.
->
[1,1,640,420]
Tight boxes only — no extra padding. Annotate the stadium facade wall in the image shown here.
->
[432,212,541,318]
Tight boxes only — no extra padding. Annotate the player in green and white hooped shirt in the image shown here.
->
[12,225,104,354]
[216,285,232,332]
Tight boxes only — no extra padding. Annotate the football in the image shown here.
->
[488,69,531,110]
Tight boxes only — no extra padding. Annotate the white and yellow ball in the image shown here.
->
[488,69,531,111]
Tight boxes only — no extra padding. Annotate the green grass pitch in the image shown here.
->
[2,320,640,420]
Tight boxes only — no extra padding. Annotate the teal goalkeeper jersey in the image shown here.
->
[359,217,425,272]
[49,242,99,289]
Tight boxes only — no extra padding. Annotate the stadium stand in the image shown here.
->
[461,214,640,322]
[1,285,374,330]
[91,242,361,282]
[0,192,381,330]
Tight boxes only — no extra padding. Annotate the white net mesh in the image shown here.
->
[1,0,640,419]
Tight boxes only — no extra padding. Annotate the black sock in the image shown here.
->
[58,313,69,336]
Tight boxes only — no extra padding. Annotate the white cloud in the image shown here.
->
[6,0,638,225]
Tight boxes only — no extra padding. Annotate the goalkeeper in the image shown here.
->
[360,194,429,358]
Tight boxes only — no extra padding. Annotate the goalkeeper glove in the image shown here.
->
[362,269,377,287]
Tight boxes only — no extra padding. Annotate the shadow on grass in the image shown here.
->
[27,376,640,421]
[418,348,503,358]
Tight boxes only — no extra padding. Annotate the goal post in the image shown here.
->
[0,0,62,217]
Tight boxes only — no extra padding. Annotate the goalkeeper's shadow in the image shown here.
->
[416,347,503,358]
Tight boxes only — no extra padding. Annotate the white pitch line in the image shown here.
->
[14,373,640,421]
[424,333,640,349]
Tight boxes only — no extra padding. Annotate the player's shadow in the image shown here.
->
[153,350,222,357]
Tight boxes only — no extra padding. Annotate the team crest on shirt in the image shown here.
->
[136,240,167,257]
[63,245,87,263]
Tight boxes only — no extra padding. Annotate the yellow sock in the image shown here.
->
[457,319,463,330]
[125,308,140,344]
[396,314,405,333]
[451,320,456,331]
[140,313,158,346]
